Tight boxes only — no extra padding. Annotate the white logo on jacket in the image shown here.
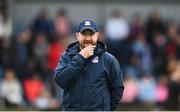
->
[92,56,99,63]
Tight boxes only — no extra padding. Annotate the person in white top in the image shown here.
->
[0,7,12,39]
[105,10,129,41]
[0,69,23,107]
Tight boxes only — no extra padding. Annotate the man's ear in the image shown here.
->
[76,32,80,40]
[76,32,79,38]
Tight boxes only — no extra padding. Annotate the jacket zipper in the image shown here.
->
[80,68,85,109]
[101,95,104,110]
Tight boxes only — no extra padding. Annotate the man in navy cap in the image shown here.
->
[54,20,124,111]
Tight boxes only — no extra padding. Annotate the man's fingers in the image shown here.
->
[90,51,94,55]
[91,45,96,50]
[90,47,94,51]
[92,45,96,48]
[86,45,95,50]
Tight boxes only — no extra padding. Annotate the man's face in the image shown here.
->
[76,29,99,49]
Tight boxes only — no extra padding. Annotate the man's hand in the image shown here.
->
[79,45,96,59]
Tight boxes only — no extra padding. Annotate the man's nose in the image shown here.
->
[85,36,91,40]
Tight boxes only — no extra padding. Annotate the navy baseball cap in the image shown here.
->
[77,20,98,33]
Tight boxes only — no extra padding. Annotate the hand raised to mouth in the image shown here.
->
[79,45,96,59]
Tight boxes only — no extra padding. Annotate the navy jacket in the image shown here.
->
[54,41,124,111]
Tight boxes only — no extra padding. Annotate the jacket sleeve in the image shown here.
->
[108,57,124,111]
[54,53,86,89]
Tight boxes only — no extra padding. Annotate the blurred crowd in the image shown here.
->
[0,5,179,110]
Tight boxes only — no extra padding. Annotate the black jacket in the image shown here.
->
[54,41,124,110]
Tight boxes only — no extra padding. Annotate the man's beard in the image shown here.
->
[80,40,96,49]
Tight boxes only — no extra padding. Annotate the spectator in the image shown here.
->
[23,73,44,104]
[0,6,12,39]
[16,29,32,66]
[47,38,65,72]
[34,88,59,110]
[0,36,16,68]
[105,10,131,66]
[105,10,129,41]
[131,33,153,73]
[31,8,53,42]
[137,74,157,107]
[15,29,33,80]
[0,69,23,108]
[129,13,145,41]
[124,55,143,79]
[152,33,168,75]
[33,32,49,65]
[145,10,166,45]
[166,22,178,58]
[166,58,180,110]
[156,75,169,110]
[54,9,71,39]
[121,75,138,103]
[47,38,66,104]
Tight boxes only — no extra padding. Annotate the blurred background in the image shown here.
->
[0,0,180,111]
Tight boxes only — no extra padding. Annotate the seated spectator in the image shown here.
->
[124,55,143,79]
[34,88,59,110]
[145,10,166,45]
[23,73,44,104]
[31,8,53,42]
[166,22,178,58]
[167,57,180,82]
[165,57,180,110]
[16,29,32,67]
[47,38,65,71]
[152,33,168,75]
[0,6,12,39]
[105,10,129,41]
[129,13,145,41]
[121,75,138,103]
[156,75,168,109]
[131,33,153,73]
[0,69,23,108]
[137,74,157,103]
[33,32,49,65]
[54,9,70,39]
